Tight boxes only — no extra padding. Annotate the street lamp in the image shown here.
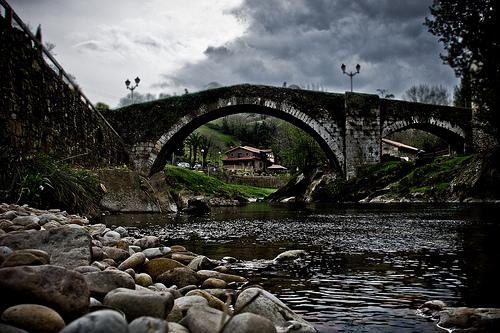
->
[200,149,205,169]
[125,76,140,103]
[341,64,360,92]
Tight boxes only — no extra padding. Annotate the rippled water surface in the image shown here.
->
[104,203,500,332]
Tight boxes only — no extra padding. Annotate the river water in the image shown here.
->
[103,203,500,333]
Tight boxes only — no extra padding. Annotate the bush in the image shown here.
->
[0,151,101,216]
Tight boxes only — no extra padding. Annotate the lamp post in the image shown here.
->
[125,76,140,103]
[200,149,205,169]
[341,64,360,92]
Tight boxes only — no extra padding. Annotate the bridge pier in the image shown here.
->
[344,93,381,179]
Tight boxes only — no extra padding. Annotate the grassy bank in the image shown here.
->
[164,165,276,199]
[313,155,476,202]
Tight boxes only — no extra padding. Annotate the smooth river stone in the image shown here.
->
[157,267,199,288]
[185,290,226,311]
[103,288,174,321]
[59,309,128,333]
[144,258,185,280]
[196,270,247,283]
[221,312,277,333]
[235,288,317,333]
[202,278,227,289]
[1,304,65,333]
[0,265,89,319]
[128,316,168,333]
[179,305,229,333]
[142,247,171,259]
[83,270,135,298]
[117,252,145,270]
[188,255,216,271]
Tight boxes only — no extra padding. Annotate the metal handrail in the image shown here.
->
[0,0,124,143]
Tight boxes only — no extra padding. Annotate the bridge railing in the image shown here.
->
[0,0,124,143]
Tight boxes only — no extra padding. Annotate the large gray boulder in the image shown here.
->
[103,288,174,321]
[0,265,89,319]
[235,288,317,333]
[179,305,229,333]
[221,312,277,333]
[0,226,92,269]
[83,270,135,298]
[60,309,128,333]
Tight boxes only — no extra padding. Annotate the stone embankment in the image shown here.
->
[0,203,317,333]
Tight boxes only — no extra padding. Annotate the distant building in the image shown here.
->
[222,146,274,173]
[267,164,288,173]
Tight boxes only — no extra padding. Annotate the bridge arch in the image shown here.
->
[382,116,466,148]
[146,97,344,176]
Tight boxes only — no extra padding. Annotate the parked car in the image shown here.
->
[176,162,190,168]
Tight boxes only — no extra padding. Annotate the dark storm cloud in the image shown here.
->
[160,0,457,98]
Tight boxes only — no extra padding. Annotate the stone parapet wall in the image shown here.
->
[0,15,128,167]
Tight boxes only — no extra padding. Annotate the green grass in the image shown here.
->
[1,152,101,216]
[164,165,275,198]
[392,155,473,195]
[194,123,240,151]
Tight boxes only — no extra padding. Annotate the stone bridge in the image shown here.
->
[109,84,472,179]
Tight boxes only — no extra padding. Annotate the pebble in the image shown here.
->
[103,246,129,263]
[157,267,199,288]
[1,304,65,333]
[135,273,153,287]
[197,270,247,283]
[144,258,185,280]
[134,236,161,249]
[142,247,171,259]
[202,278,227,289]
[113,226,129,238]
[117,252,145,270]
[188,255,217,271]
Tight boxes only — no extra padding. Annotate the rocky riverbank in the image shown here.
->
[419,300,500,332]
[0,203,317,333]
[268,154,500,204]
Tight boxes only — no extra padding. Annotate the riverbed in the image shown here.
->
[103,203,500,333]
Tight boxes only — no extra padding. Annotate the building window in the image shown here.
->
[238,153,242,158]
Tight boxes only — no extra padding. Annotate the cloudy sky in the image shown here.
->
[8,0,458,107]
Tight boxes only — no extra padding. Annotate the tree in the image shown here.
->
[185,133,202,167]
[95,102,110,113]
[425,0,500,148]
[199,136,212,168]
[118,92,157,107]
[376,89,395,99]
[272,122,326,172]
[403,84,450,105]
[453,74,472,108]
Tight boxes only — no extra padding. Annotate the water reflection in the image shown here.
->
[103,203,500,333]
